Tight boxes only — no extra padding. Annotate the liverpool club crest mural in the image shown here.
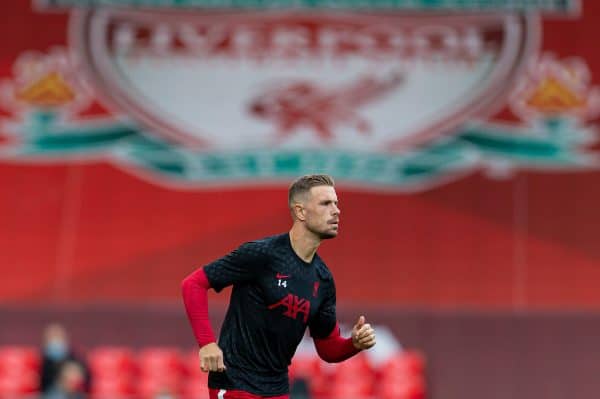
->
[2,0,596,190]
[2,0,600,307]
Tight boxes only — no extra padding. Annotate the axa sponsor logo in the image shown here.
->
[268,294,311,323]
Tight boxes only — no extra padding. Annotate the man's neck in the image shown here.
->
[289,225,321,263]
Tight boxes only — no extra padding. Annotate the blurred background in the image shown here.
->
[1,0,599,398]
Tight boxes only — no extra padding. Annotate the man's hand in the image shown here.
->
[351,315,376,350]
[199,342,227,372]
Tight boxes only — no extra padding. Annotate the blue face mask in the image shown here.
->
[45,340,68,361]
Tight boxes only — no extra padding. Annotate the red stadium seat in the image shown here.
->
[380,351,426,378]
[379,374,426,399]
[88,347,136,399]
[329,377,373,399]
[91,377,136,399]
[183,349,204,377]
[332,353,374,381]
[308,354,374,399]
[137,374,182,399]
[289,355,320,381]
[137,348,184,399]
[0,369,38,395]
[88,347,136,378]
[181,375,209,399]
[0,346,40,374]
[138,347,183,377]
[0,347,39,397]
[376,351,427,399]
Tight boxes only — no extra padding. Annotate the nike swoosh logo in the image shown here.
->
[276,273,290,279]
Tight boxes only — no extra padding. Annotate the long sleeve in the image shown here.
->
[313,322,360,363]
[181,268,217,347]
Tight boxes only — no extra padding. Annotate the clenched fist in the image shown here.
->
[199,342,227,372]
[351,315,376,350]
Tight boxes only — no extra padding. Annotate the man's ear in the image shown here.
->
[294,203,306,221]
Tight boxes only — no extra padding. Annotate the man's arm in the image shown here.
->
[181,268,225,372]
[313,322,359,363]
[310,279,376,363]
[181,268,216,347]
[181,241,266,372]
[313,316,376,363]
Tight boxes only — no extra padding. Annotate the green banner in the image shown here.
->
[2,111,596,190]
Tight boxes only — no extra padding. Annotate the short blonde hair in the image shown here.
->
[288,174,335,208]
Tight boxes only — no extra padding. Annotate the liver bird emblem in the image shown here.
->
[249,71,404,140]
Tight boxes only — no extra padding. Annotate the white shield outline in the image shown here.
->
[70,9,540,151]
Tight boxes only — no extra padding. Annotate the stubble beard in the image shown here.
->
[309,224,338,240]
[319,231,338,239]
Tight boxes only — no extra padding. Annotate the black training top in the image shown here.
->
[203,233,337,396]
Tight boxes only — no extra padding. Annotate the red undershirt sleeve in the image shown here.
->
[313,322,361,363]
[181,268,217,347]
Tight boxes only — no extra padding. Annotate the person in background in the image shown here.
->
[39,323,91,394]
[42,361,87,399]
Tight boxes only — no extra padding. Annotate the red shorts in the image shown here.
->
[208,388,289,399]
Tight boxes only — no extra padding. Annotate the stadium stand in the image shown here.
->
[0,345,425,399]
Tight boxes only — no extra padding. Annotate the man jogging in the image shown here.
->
[182,174,376,399]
